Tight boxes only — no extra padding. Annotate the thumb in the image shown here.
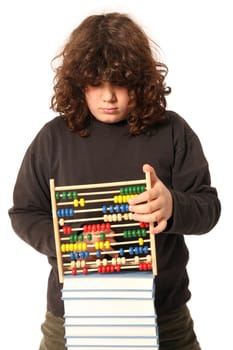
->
[142,163,158,187]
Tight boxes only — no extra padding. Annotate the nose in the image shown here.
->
[102,83,116,102]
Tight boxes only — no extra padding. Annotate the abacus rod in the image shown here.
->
[57,197,134,206]
[59,222,142,233]
[145,171,157,276]
[49,179,64,283]
[54,179,146,191]
[63,264,151,275]
[59,213,133,224]
[60,230,149,241]
[62,246,151,258]
[63,256,151,268]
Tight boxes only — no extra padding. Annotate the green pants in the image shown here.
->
[39,304,201,350]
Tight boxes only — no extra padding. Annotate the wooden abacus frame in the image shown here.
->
[50,172,157,283]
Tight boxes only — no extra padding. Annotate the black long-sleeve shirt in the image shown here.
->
[8,111,221,317]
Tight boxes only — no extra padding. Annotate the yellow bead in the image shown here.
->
[105,241,110,249]
[73,199,79,207]
[138,238,144,246]
[79,198,85,207]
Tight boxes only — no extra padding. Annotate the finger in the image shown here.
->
[151,219,167,234]
[143,163,159,188]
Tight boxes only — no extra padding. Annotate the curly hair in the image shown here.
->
[51,12,171,136]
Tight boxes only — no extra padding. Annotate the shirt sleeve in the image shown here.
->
[8,125,56,258]
[165,116,221,235]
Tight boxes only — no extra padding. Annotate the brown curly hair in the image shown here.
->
[51,12,171,136]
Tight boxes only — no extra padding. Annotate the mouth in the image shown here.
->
[100,107,118,114]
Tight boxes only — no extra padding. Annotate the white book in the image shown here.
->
[66,335,159,347]
[62,271,154,291]
[65,346,159,350]
[63,297,155,317]
[65,315,157,326]
[62,289,152,299]
[65,324,158,337]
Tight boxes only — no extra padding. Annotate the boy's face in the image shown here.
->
[85,82,132,123]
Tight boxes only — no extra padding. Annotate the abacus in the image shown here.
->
[50,173,159,349]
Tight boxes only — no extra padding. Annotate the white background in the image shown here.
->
[1,0,232,349]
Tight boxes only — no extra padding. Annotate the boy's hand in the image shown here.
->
[128,164,173,234]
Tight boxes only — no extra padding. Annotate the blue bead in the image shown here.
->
[96,250,101,258]
[119,247,124,256]
[102,205,107,214]
[129,246,134,255]
[114,204,120,213]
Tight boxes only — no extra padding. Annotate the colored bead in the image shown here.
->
[102,258,108,266]
[55,192,60,200]
[102,205,107,214]
[99,232,105,240]
[70,260,76,268]
[86,233,92,241]
[105,241,110,249]
[115,264,121,272]
[82,267,88,274]
[73,199,79,207]
[138,237,144,246]
[96,250,101,258]
[96,259,101,267]
[71,267,77,275]
[79,198,85,207]
[119,248,124,256]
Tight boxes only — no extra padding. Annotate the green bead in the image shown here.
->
[78,234,84,241]
[62,191,67,199]
[99,232,105,240]
[72,191,77,199]
[132,229,137,237]
[55,192,60,200]
[73,234,78,242]
[123,230,128,238]
[87,234,92,241]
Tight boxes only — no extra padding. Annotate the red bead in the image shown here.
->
[82,267,88,275]
[139,263,143,271]
[106,223,111,230]
[115,264,121,272]
[71,268,77,275]
[63,226,71,234]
